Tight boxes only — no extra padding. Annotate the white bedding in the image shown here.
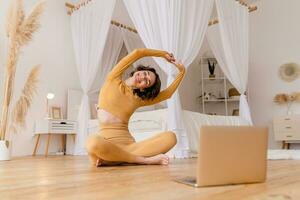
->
[88,108,249,150]
[183,110,250,152]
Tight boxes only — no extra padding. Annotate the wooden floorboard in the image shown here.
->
[1,156,300,200]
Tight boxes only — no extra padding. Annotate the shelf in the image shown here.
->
[202,78,234,85]
[202,98,240,103]
[200,57,217,64]
[203,77,226,81]
[203,77,225,80]
[227,98,240,102]
[200,56,241,116]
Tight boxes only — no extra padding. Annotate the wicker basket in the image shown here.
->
[228,88,240,98]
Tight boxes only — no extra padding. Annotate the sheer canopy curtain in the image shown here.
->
[90,25,124,94]
[212,0,253,124]
[71,0,116,155]
[124,0,214,158]
[121,29,155,68]
[121,29,166,89]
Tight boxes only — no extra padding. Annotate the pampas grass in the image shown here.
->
[0,0,45,141]
[274,92,300,114]
[274,92,300,104]
[273,93,289,105]
[292,92,300,103]
[17,1,44,46]
[10,66,40,133]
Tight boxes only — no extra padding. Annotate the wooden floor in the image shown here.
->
[1,156,300,200]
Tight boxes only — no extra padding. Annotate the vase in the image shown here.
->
[209,74,216,79]
[0,140,11,161]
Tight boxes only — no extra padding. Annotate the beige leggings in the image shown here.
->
[86,123,177,165]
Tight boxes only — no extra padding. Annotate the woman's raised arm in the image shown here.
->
[142,62,186,106]
[107,48,168,80]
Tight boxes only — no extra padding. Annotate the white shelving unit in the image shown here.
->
[199,57,240,116]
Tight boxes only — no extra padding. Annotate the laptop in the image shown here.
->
[175,126,268,187]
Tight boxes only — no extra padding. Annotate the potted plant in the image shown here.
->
[0,0,45,161]
[207,59,216,79]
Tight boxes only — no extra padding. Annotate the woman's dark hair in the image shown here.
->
[130,65,161,100]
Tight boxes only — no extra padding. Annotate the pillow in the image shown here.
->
[136,105,156,112]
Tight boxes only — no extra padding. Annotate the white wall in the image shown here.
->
[249,0,300,149]
[0,0,80,156]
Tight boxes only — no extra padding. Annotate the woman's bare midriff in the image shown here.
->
[97,109,124,124]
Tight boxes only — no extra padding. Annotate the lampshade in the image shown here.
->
[46,93,55,100]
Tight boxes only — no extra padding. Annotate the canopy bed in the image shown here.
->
[65,0,257,158]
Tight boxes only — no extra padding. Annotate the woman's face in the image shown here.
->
[133,70,156,89]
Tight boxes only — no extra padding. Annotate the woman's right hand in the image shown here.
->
[165,53,185,71]
[165,52,176,63]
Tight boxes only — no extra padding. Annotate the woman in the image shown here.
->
[86,48,185,166]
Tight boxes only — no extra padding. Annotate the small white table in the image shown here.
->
[32,119,77,157]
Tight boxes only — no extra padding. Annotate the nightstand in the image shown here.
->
[273,115,300,149]
[32,119,77,156]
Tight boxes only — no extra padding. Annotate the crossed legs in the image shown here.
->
[86,131,177,166]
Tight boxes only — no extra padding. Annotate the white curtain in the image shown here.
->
[90,25,124,94]
[121,29,156,68]
[124,0,214,158]
[210,0,252,124]
[71,0,116,155]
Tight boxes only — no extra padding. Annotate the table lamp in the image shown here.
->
[46,93,55,119]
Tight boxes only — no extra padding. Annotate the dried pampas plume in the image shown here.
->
[0,0,45,140]
[293,92,300,103]
[10,66,40,132]
[274,92,300,104]
[273,93,289,104]
[17,1,45,46]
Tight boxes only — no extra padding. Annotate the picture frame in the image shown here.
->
[51,106,63,119]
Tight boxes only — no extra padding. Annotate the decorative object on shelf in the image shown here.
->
[204,92,211,100]
[273,92,300,114]
[228,88,240,97]
[51,107,63,119]
[0,0,45,161]
[279,62,300,82]
[46,93,55,119]
[207,113,217,115]
[207,59,216,79]
[198,92,217,101]
[232,109,239,116]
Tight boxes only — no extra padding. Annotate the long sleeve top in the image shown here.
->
[98,48,186,123]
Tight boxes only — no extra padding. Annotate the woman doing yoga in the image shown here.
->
[86,48,185,166]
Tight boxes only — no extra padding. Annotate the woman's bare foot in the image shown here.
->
[90,153,169,167]
[96,158,103,167]
[88,154,108,167]
[88,153,100,166]
[143,154,169,165]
